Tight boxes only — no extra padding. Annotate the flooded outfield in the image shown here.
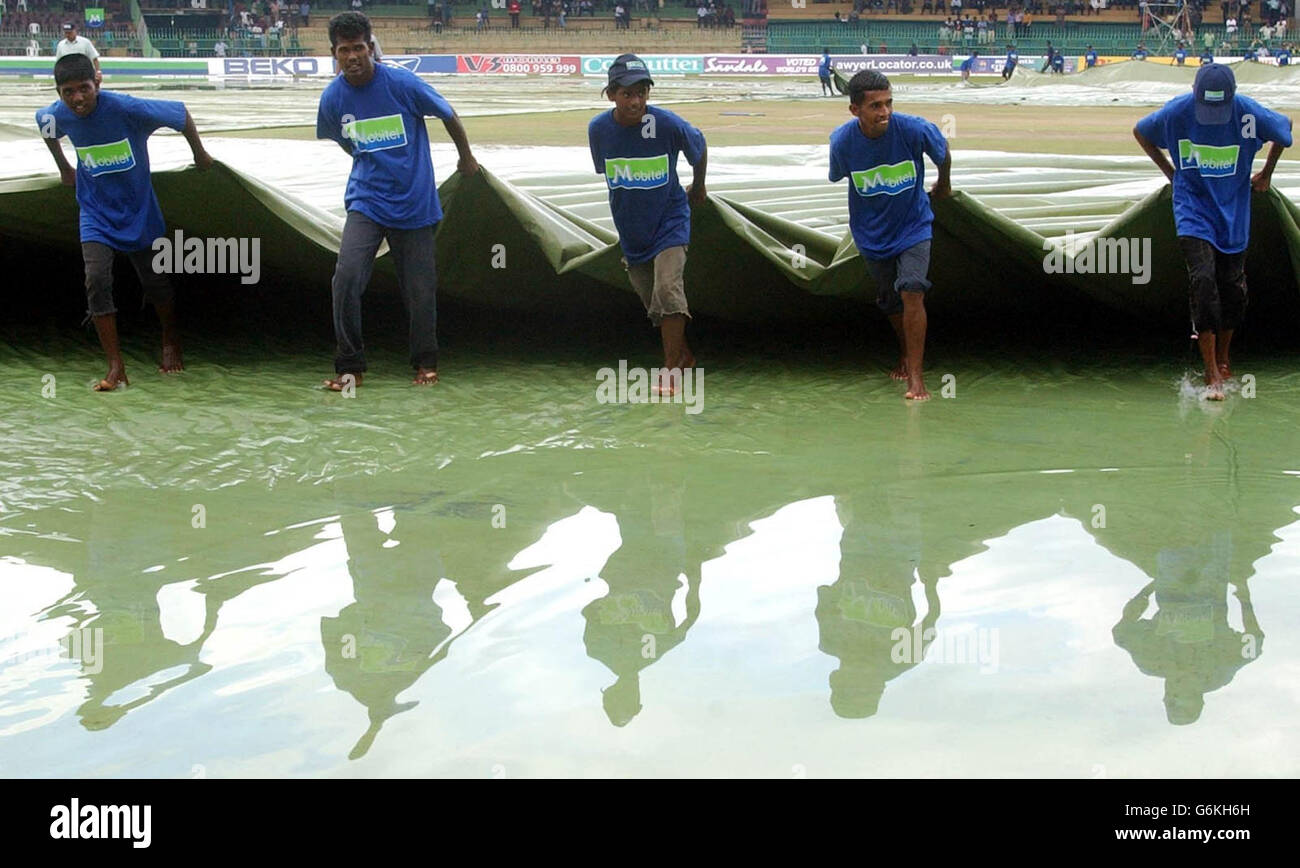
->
[2,69,1300,777]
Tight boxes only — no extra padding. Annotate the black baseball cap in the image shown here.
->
[607,53,654,89]
[1195,63,1236,124]
[63,23,75,30]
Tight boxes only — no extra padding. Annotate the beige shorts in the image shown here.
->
[624,245,690,326]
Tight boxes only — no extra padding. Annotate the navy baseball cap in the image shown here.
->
[1194,63,1236,124]
[607,53,653,89]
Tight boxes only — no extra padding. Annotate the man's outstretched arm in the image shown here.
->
[43,137,76,186]
[1252,138,1289,191]
[180,109,214,170]
[1134,127,1175,181]
[441,112,479,176]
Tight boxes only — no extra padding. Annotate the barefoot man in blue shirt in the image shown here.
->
[829,70,952,401]
[316,11,479,390]
[1134,63,1292,400]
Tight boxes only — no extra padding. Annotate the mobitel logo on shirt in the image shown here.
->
[75,139,135,177]
[345,114,408,153]
[1178,140,1240,177]
[852,160,917,196]
[605,155,670,190]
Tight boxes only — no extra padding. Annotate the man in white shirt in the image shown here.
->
[213,40,227,57]
[54,23,100,78]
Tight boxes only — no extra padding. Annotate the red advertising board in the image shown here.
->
[455,55,580,75]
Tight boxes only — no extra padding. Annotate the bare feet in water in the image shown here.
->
[890,360,908,382]
[159,343,184,374]
[905,375,930,402]
[412,368,439,386]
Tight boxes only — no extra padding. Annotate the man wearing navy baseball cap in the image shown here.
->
[1134,63,1293,400]
[588,53,708,397]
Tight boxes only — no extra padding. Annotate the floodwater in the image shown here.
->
[3,71,1300,778]
[2,331,1299,777]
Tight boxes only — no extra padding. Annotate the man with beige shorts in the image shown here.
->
[588,53,708,396]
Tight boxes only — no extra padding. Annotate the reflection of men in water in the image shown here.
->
[581,476,701,727]
[321,509,452,759]
[816,496,940,718]
[1112,535,1262,725]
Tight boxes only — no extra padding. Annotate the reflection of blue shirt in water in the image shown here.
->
[1136,93,1293,253]
[829,113,948,260]
[819,54,832,79]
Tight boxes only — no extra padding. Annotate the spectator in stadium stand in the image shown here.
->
[698,3,707,27]
[910,42,919,55]
[55,23,100,79]
[509,0,520,27]
[214,39,227,57]
[880,40,887,52]
[301,1,309,26]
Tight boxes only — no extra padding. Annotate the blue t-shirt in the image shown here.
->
[1201,50,1215,64]
[1086,50,1098,67]
[1175,49,1187,64]
[959,56,976,72]
[1133,48,1149,60]
[1051,53,1065,70]
[1278,49,1292,66]
[1005,50,1018,68]
[588,105,707,265]
[36,90,186,251]
[828,113,949,261]
[316,62,454,229]
[1136,93,1293,253]
[818,55,832,78]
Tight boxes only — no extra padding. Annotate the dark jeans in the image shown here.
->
[1178,236,1247,335]
[864,240,932,316]
[82,241,174,317]
[332,210,439,374]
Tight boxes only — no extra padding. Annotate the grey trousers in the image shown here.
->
[332,210,439,374]
[82,241,174,318]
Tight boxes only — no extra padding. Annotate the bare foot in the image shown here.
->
[890,361,908,381]
[159,343,184,374]
[93,365,129,392]
[412,368,439,386]
[324,372,362,391]
[905,377,930,401]
[1205,379,1226,401]
[653,368,681,398]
